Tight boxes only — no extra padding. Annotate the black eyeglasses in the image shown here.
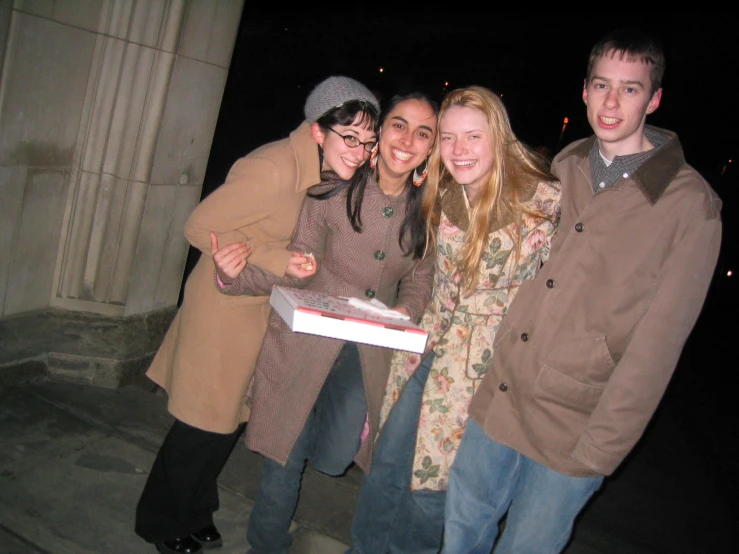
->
[326,127,377,153]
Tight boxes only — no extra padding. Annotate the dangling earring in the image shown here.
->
[412,158,429,187]
[369,142,379,170]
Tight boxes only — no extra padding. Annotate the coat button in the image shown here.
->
[382,207,394,217]
[546,279,555,288]
[575,222,584,232]
[365,289,376,298]
[520,332,529,342]
[499,383,508,392]
[374,250,386,261]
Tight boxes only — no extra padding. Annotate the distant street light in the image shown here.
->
[720,158,732,175]
[556,117,569,152]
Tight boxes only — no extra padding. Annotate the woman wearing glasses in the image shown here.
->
[213,92,440,554]
[135,76,379,554]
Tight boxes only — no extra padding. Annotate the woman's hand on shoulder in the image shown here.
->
[210,232,251,285]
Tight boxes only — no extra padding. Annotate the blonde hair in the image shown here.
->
[421,86,556,295]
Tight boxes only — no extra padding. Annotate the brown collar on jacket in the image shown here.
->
[435,177,538,233]
[559,125,686,206]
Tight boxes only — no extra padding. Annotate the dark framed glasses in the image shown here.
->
[326,127,377,153]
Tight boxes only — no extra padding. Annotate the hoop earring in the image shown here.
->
[412,158,428,187]
[369,142,379,170]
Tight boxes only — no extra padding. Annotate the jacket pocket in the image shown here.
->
[534,336,614,414]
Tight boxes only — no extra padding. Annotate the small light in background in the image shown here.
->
[721,158,732,175]
[379,67,384,73]
[727,270,733,277]
[445,81,449,87]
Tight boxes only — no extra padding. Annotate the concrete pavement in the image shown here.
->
[0,375,736,553]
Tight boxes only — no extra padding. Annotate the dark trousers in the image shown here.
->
[135,418,245,543]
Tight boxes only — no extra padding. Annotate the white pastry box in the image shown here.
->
[269,286,429,353]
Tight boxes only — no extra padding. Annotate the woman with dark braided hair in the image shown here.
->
[212,92,440,554]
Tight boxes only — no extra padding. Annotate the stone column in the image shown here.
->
[0,0,245,386]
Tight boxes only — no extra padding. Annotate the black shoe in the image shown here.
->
[192,524,223,548]
[156,536,203,554]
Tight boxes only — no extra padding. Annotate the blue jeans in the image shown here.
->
[247,343,367,554]
[346,353,445,554]
[442,419,604,554]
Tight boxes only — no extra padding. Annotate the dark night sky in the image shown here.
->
[209,10,737,182]
[196,10,738,513]
[204,9,737,289]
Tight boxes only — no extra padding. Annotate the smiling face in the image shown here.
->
[377,98,437,184]
[313,117,377,180]
[583,51,662,160]
[439,105,494,196]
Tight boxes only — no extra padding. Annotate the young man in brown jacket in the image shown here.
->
[441,28,722,553]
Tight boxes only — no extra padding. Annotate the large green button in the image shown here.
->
[365,289,376,298]
[374,250,386,261]
[382,207,394,218]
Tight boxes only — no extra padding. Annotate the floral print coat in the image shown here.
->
[380,178,561,491]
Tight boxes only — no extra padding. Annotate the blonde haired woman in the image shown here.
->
[346,86,562,554]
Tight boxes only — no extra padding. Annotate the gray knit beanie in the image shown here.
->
[304,76,380,123]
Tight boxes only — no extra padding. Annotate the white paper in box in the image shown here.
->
[269,286,429,353]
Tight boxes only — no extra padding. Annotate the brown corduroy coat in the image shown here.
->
[220,176,435,472]
[146,122,320,434]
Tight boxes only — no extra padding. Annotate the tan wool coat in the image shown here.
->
[146,122,320,434]
[220,176,435,471]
